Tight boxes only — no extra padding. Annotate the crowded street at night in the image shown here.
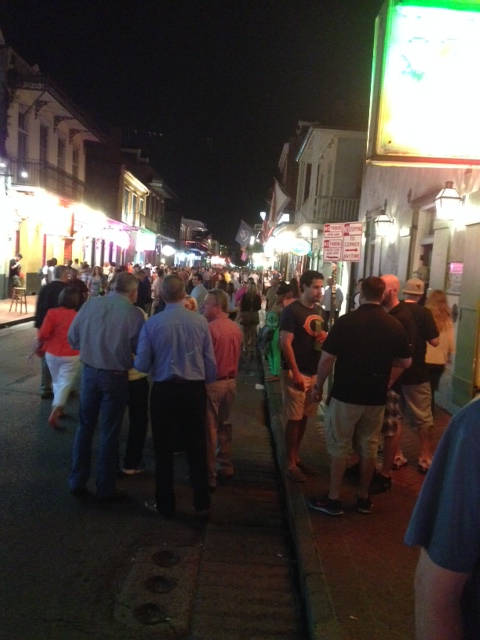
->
[3,1,480,638]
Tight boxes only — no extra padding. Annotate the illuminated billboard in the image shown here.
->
[367,0,480,165]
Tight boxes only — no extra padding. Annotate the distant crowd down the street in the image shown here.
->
[26,255,478,639]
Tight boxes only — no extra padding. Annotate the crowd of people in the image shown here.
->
[31,256,477,638]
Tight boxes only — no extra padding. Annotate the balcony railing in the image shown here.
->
[313,196,360,224]
[9,159,85,200]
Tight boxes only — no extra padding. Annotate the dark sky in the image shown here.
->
[2,0,383,243]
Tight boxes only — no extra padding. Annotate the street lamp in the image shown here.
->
[374,212,395,238]
[434,181,464,221]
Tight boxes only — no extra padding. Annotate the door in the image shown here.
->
[452,223,480,406]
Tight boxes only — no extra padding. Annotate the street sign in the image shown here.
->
[323,238,343,261]
[322,221,363,262]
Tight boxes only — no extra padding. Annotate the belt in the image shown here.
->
[216,375,235,381]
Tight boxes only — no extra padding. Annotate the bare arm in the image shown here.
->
[279,330,304,389]
[312,350,337,402]
[415,548,469,640]
[388,356,412,387]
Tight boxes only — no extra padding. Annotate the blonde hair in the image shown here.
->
[426,290,452,332]
[183,296,198,312]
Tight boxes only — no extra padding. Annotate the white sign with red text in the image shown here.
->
[322,221,363,262]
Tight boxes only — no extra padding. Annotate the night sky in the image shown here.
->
[3,0,383,243]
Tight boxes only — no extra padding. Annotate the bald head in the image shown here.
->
[381,274,400,310]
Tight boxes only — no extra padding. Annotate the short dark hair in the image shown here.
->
[299,270,324,291]
[162,275,186,302]
[193,272,203,282]
[361,276,385,302]
[58,286,81,310]
[54,265,69,280]
[112,272,139,294]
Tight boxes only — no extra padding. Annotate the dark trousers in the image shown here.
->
[150,380,210,515]
[426,363,445,413]
[123,377,149,469]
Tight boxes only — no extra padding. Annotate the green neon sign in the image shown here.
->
[368,0,480,163]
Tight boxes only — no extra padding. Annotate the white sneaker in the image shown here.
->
[122,468,145,475]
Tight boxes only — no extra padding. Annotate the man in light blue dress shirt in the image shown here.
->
[135,274,216,517]
[68,272,145,500]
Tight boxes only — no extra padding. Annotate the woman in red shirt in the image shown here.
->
[37,287,81,429]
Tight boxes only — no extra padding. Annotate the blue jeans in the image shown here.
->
[70,365,128,497]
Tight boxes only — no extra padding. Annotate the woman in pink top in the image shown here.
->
[37,287,81,429]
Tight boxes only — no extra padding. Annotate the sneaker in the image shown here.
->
[121,467,145,476]
[287,466,307,482]
[309,496,344,516]
[392,453,408,470]
[356,496,373,514]
[417,458,432,474]
[369,471,392,495]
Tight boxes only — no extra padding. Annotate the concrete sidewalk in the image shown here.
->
[0,294,36,328]
[263,366,451,640]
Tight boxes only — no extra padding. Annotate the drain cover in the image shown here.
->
[152,549,180,567]
[145,575,177,594]
[133,602,168,625]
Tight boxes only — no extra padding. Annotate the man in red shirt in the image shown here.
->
[203,289,243,490]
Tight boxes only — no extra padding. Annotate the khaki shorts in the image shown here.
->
[281,370,319,421]
[325,397,385,459]
[401,382,433,435]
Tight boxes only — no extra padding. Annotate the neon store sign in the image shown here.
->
[368,0,480,164]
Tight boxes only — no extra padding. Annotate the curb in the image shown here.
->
[0,316,34,329]
[263,365,343,640]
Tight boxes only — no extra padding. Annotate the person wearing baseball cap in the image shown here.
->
[403,278,425,296]
[392,276,439,474]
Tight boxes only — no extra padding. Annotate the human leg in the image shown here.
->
[217,379,236,477]
[325,398,361,498]
[40,355,53,396]
[205,382,221,487]
[282,372,318,479]
[402,383,434,468]
[69,365,101,491]
[123,377,149,470]
[356,404,385,498]
[183,382,210,511]
[426,364,444,415]
[150,382,176,515]
[95,370,129,498]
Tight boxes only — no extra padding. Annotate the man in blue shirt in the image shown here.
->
[68,272,145,501]
[405,398,480,639]
[135,274,216,517]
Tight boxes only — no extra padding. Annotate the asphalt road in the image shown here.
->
[0,323,305,640]
[0,322,176,639]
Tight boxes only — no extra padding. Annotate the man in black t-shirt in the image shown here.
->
[395,278,439,473]
[279,271,326,482]
[309,277,411,516]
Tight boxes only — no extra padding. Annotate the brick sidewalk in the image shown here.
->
[264,369,452,640]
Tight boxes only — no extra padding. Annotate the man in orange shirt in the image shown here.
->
[203,289,243,491]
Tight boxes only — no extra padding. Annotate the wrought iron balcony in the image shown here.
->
[9,159,85,200]
[312,196,360,224]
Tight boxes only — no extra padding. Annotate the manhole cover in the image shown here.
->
[152,549,180,567]
[133,602,168,626]
[145,575,177,594]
